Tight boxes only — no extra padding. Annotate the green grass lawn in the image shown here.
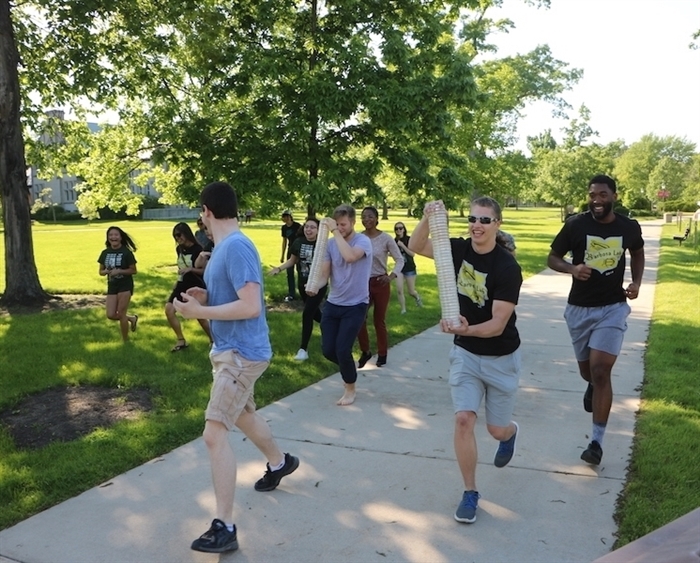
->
[1,209,697,546]
[612,225,700,548]
[0,207,558,529]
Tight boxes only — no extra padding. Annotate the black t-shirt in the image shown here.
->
[290,236,317,284]
[281,221,303,257]
[97,246,137,292]
[395,235,416,273]
[450,238,522,356]
[176,243,205,288]
[550,211,644,307]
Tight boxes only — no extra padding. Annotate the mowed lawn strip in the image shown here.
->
[612,224,700,548]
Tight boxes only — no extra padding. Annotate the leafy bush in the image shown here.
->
[140,195,164,210]
[664,199,699,213]
[629,209,659,218]
[31,206,83,221]
[625,194,652,211]
[96,206,130,221]
[32,206,65,221]
[614,203,630,217]
[57,211,83,221]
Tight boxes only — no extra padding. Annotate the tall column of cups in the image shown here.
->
[428,207,461,328]
[305,221,330,294]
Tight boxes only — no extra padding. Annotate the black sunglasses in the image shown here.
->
[467,215,497,225]
[394,226,405,231]
[173,232,183,238]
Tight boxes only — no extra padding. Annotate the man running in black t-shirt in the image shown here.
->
[548,174,645,466]
[410,196,523,525]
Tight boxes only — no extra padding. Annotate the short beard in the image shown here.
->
[589,201,614,219]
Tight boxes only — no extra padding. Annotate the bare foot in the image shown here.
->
[336,385,356,406]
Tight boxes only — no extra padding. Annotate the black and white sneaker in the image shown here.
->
[254,453,300,491]
[190,519,238,553]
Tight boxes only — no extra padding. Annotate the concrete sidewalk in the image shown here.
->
[0,222,662,563]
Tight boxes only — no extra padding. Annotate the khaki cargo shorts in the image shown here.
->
[205,349,269,430]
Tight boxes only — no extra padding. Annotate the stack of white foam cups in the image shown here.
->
[428,208,461,328]
[305,220,330,294]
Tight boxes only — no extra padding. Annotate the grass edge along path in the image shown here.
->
[612,226,700,548]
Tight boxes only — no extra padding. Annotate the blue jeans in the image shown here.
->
[321,301,368,384]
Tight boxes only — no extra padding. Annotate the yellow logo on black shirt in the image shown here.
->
[457,261,488,307]
[585,235,624,273]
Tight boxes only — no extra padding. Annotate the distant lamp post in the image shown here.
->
[657,186,670,213]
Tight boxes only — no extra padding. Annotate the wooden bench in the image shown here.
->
[673,227,690,245]
[592,507,700,562]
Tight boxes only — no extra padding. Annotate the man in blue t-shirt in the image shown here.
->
[174,182,299,554]
[548,174,644,467]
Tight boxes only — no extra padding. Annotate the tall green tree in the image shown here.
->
[527,129,557,152]
[25,1,487,218]
[449,1,582,210]
[5,0,484,303]
[614,134,696,208]
[4,0,580,304]
[531,106,623,214]
[681,154,700,205]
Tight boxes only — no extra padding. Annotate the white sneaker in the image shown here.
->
[294,349,309,361]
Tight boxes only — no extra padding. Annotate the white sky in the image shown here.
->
[489,0,700,151]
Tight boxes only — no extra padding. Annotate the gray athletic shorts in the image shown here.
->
[448,345,521,427]
[564,302,630,361]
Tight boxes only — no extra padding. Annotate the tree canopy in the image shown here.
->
[529,106,624,213]
[614,134,696,207]
[19,0,494,217]
[3,0,586,304]
[14,0,585,218]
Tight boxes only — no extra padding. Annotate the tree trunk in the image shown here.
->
[0,1,50,306]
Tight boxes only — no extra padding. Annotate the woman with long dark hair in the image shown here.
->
[269,217,327,360]
[165,222,211,351]
[97,226,138,342]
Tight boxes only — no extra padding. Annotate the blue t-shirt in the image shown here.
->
[204,230,272,361]
[324,233,372,306]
